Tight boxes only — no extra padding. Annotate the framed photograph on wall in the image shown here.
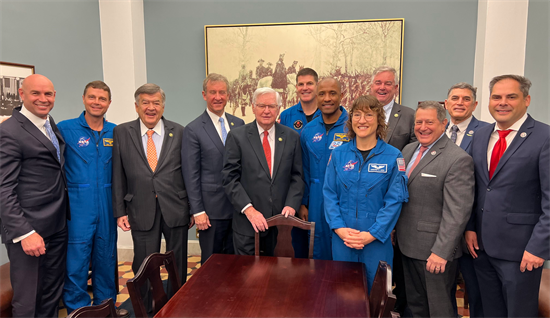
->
[205,19,404,123]
[0,62,35,122]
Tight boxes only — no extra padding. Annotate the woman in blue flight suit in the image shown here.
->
[324,95,408,292]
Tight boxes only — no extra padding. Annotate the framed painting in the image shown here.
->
[0,62,35,122]
[205,19,404,123]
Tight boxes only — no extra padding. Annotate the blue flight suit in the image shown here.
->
[279,101,321,258]
[300,107,348,260]
[324,138,408,292]
[58,112,117,313]
[279,101,321,133]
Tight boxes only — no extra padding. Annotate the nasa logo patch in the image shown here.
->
[312,132,323,143]
[78,137,90,147]
[343,160,358,171]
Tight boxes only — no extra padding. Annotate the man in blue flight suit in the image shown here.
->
[300,77,349,260]
[279,67,321,258]
[58,81,126,317]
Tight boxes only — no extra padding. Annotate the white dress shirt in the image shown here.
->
[383,100,395,124]
[446,115,473,146]
[487,113,528,169]
[206,108,230,140]
[140,119,164,159]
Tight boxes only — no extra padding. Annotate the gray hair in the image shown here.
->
[447,82,477,101]
[252,87,282,107]
[372,66,399,83]
[134,83,165,103]
[489,74,531,98]
[417,101,447,123]
[203,73,229,92]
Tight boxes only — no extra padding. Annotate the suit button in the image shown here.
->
[269,198,272,203]
[487,188,491,192]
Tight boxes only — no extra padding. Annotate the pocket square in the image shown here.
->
[421,173,437,178]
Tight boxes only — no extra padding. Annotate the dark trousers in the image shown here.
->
[233,227,277,256]
[392,240,408,315]
[130,201,188,312]
[6,227,68,317]
[199,219,234,264]
[458,253,484,317]
[402,254,458,317]
[474,250,542,317]
[291,227,309,258]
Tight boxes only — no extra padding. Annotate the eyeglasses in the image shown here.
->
[255,104,279,110]
[352,112,375,121]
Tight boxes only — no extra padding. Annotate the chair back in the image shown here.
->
[254,214,315,258]
[126,251,182,317]
[369,261,397,318]
[67,298,117,318]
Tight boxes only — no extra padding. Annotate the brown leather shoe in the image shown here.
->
[116,308,130,318]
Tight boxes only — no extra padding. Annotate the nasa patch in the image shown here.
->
[293,120,303,130]
[78,137,90,147]
[312,132,323,143]
[343,160,358,171]
[329,141,343,149]
[368,163,388,173]
[397,158,406,172]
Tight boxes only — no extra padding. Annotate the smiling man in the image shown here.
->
[466,75,549,317]
[396,101,474,317]
[57,81,127,316]
[279,68,321,133]
[443,82,489,317]
[182,74,244,265]
[112,84,190,311]
[299,77,349,260]
[222,87,304,256]
[369,66,416,151]
[0,74,69,317]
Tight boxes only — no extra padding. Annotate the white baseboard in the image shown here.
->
[117,239,201,262]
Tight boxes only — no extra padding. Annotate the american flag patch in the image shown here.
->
[397,158,406,172]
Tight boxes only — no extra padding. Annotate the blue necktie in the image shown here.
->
[219,117,228,145]
[44,120,60,161]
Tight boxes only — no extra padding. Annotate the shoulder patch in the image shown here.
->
[397,158,406,172]
[293,120,303,130]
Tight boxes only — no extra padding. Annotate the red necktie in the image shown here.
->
[407,146,428,177]
[263,131,271,176]
[489,129,512,179]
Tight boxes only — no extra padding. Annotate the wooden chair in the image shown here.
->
[126,251,181,317]
[254,214,315,259]
[369,261,397,318]
[67,298,117,318]
[0,263,13,317]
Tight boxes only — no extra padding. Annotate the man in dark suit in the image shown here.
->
[466,74,549,317]
[370,65,416,315]
[396,101,475,317]
[222,87,304,255]
[444,82,489,317]
[112,83,190,288]
[182,74,244,264]
[0,74,70,317]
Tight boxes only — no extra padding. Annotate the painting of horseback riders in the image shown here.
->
[205,19,404,123]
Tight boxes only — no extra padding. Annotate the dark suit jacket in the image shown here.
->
[182,111,244,219]
[385,102,417,151]
[397,135,474,261]
[222,121,304,237]
[467,114,550,261]
[0,108,69,243]
[446,115,490,153]
[112,118,189,231]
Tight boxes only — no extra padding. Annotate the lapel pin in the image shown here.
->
[469,130,474,135]
[231,122,234,126]
[431,151,436,155]
[278,137,283,141]
[394,114,399,117]
[169,133,173,137]
[520,132,527,138]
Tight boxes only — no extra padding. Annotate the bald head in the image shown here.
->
[318,77,342,92]
[19,74,56,119]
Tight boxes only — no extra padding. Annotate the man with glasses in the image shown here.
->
[222,87,304,255]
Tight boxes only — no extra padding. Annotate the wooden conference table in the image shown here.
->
[155,254,370,317]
